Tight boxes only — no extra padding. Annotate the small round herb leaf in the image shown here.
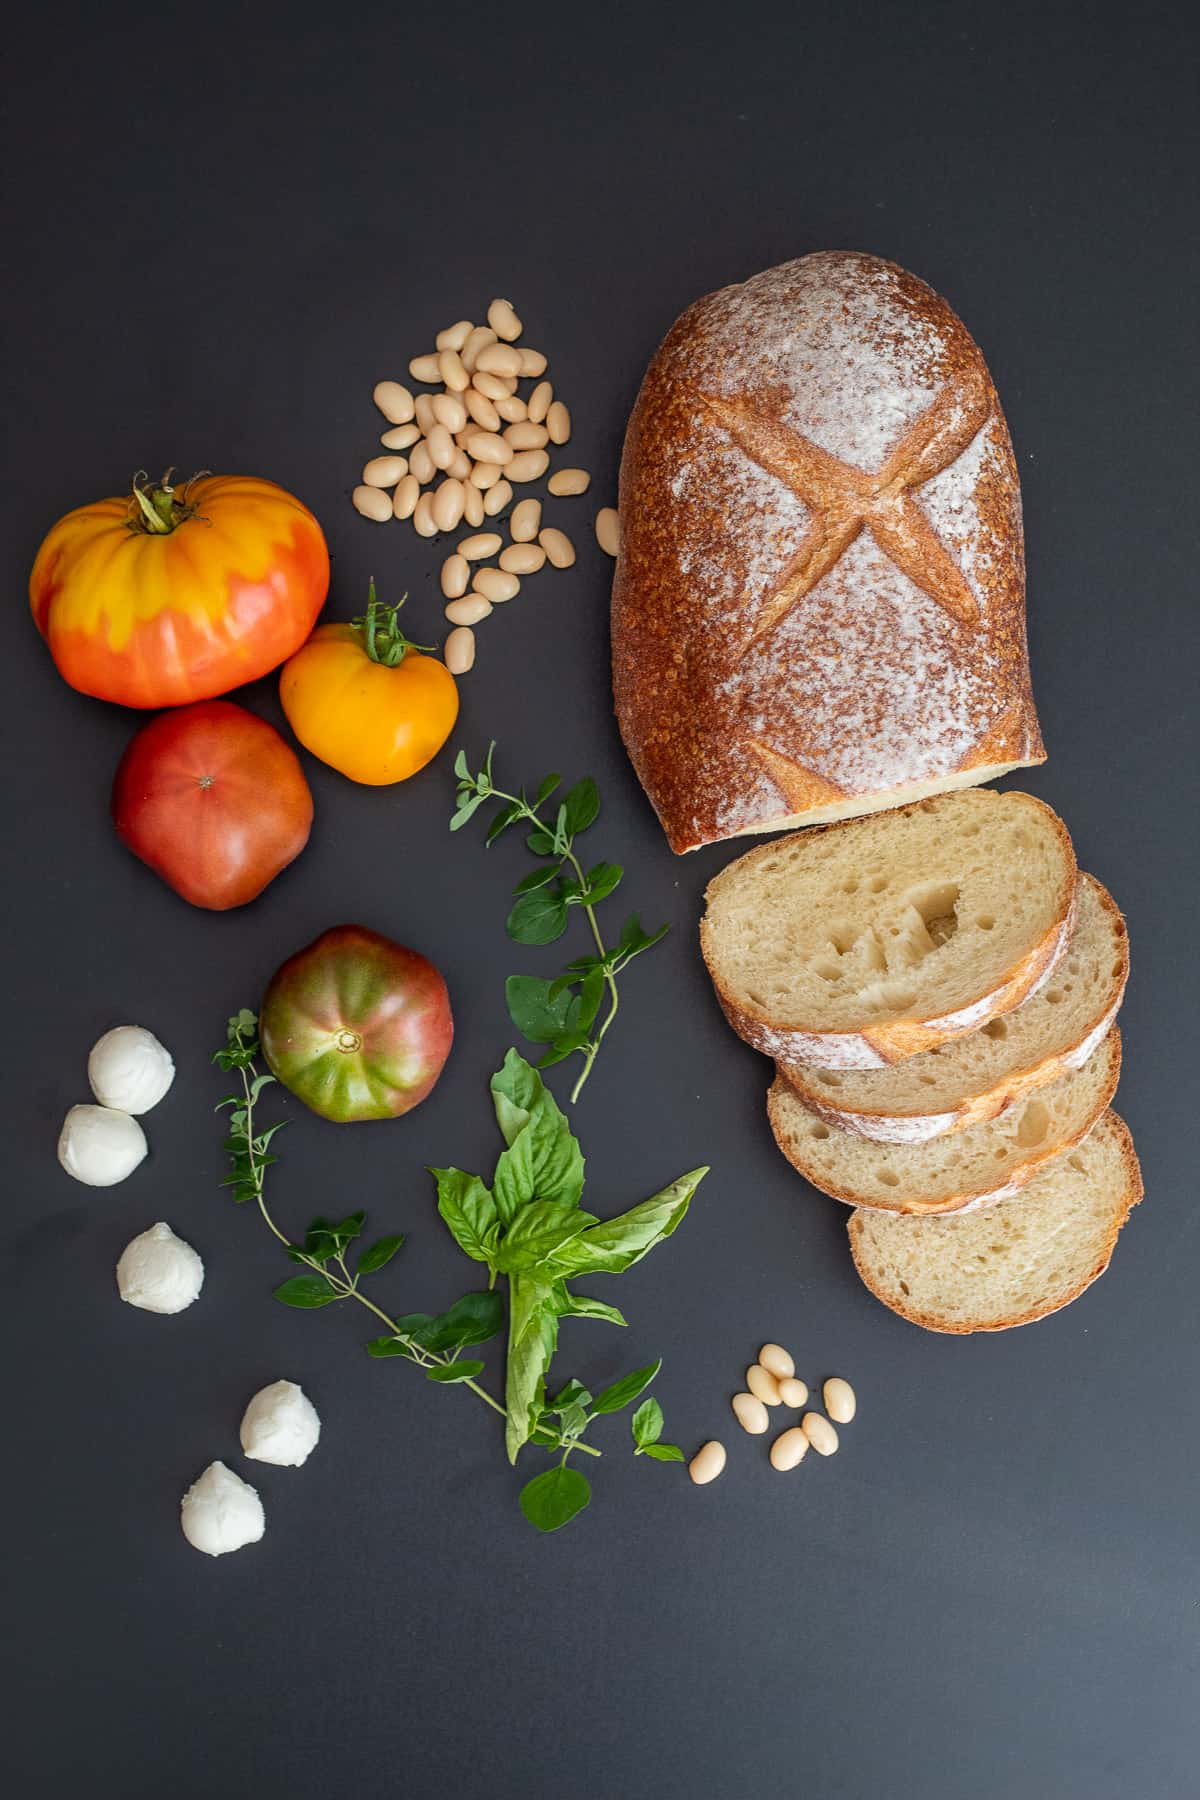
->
[631,1397,664,1447]
[357,1234,406,1274]
[425,1359,486,1383]
[519,1465,592,1533]
[640,1443,685,1462]
[273,1275,340,1309]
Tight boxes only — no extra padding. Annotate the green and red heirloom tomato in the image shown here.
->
[259,925,453,1122]
[112,700,313,910]
[30,471,329,708]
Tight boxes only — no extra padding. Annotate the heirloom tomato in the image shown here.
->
[279,582,459,785]
[30,471,329,708]
[112,700,313,910]
[259,925,453,1122]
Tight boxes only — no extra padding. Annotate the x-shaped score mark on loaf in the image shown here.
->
[694,369,993,642]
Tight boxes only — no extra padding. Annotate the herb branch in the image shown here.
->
[450,743,669,1102]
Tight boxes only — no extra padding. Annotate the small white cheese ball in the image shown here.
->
[58,1103,147,1186]
[180,1461,265,1557]
[116,1221,204,1314]
[240,1379,321,1466]
[88,1024,175,1114]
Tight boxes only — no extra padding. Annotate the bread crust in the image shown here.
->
[700,794,1078,1069]
[612,251,1045,855]
[846,1112,1143,1331]
[766,1028,1121,1216]
[779,877,1129,1138]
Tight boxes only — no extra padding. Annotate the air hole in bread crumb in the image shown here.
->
[843,879,858,894]
[1016,1101,1051,1147]
[1068,1155,1086,1172]
[876,1170,900,1187]
[899,1280,910,1294]
[982,1018,1008,1039]
[1112,962,1124,978]
[976,915,995,930]
[817,1073,843,1088]
[868,875,887,893]
[809,1122,831,1140]
[918,1075,938,1087]
[1068,959,1080,975]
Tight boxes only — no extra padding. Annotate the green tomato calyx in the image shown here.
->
[353,578,436,667]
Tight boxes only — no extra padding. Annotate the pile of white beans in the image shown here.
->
[688,1344,857,1486]
[352,297,621,674]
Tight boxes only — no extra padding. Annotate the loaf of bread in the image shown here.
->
[702,789,1077,1068]
[779,873,1128,1140]
[612,251,1045,853]
[847,1112,1142,1331]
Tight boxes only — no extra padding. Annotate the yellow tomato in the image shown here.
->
[279,587,458,785]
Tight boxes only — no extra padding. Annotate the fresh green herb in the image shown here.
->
[450,743,669,1101]
[215,1016,707,1532]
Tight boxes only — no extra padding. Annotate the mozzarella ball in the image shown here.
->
[88,1025,175,1114]
[116,1221,204,1314]
[58,1103,147,1186]
[180,1461,265,1557]
[239,1379,321,1467]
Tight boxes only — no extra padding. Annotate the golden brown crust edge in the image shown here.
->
[700,796,1078,1070]
[765,1029,1121,1217]
[778,879,1130,1137]
[845,1112,1144,1332]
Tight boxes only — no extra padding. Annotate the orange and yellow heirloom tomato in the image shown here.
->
[279,582,459,786]
[30,471,330,708]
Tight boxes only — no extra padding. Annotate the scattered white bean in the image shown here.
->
[487,297,523,341]
[546,400,571,444]
[508,449,549,483]
[548,466,590,496]
[823,1378,856,1424]
[412,491,438,538]
[352,484,393,522]
[688,1441,726,1486]
[414,393,438,434]
[445,595,492,626]
[731,1392,770,1435]
[427,424,456,470]
[441,554,470,599]
[392,475,419,520]
[436,319,473,352]
[475,342,523,378]
[518,348,547,377]
[746,1364,782,1406]
[471,370,511,401]
[770,1427,810,1472]
[432,392,467,433]
[470,459,503,490]
[408,352,441,383]
[462,482,485,527]
[510,498,542,542]
[373,380,415,424]
[443,626,476,674]
[438,348,470,393]
[458,532,503,561]
[527,379,553,424]
[595,507,620,556]
[409,439,436,485]
[777,1377,809,1409]
[758,1344,795,1380]
[474,567,520,603]
[465,387,502,431]
[494,393,528,423]
[500,542,546,575]
[538,526,576,568]
[447,449,473,481]
[800,1413,839,1457]
[506,421,549,451]
[381,422,421,450]
[464,431,512,467]
[362,455,408,488]
[432,479,466,532]
[461,325,498,372]
[482,478,513,516]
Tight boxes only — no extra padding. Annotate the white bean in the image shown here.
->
[518,348,547,377]
[462,483,485,527]
[441,554,470,599]
[409,439,436,485]
[438,349,470,393]
[548,466,590,497]
[800,1413,839,1457]
[408,352,441,383]
[474,567,520,603]
[471,370,511,401]
[500,542,546,575]
[436,319,473,352]
[487,297,523,341]
[688,1441,726,1486]
[461,326,498,372]
[506,421,549,451]
[352,484,393,522]
[470,459,502,491]
[474,343,523,378]
[759,1344,795,1380]
[777,1377,809,1409]
[527,380,553,424]
[508,449,549,483]
[362,455,408,488]
[465,388,502,432]
[444,626,475,674]
[731,1392,769,1435]
[381,422,421,450]
[414,394,438,435]
[458,533,503,561]
[770,1427,810,1472]
[427,424,456,471]
[546,400,571,444]
[448,450,473,481]
[412,492,438,538]
[464,431,512,466]
[392,475,419,520]
[595,507,620,556]
[538,527,575,568]
[432,479,466,532]
[432,392,467,433]
[482,478,513,516]
[445,595,492,626]
[494,394,528,424]
[373,380,415,424]
[510,498,542,542]
[746,1364,782,1406]
[823,1379,856,1424]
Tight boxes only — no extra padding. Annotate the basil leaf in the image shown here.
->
[505,1275,559,1463]
[591,1359,661,1415]
[491,1202,598,1275]
[507,887,570,946]
[357,1233,405,1273]
[333,1210,365,1245]
[536,1031,591,1068]
[545,1168,707,1277]
[505,975,574,1044]
[490,1057,586,1215]
[431,1167,499,1262]
[641,1443,685,1462]
[366,1334,419,1359]
[552,1288,628,1328]
[631,1397,664,1447]
[426,1359,485,1383]
[519,1465,591,1533]
[490,1048,543,1145]
[492,1128,536,1226]
[562,777,600,836]
[273,1275,339,1308]
[556,1401,589,1440]
[421,1290,505,1350]
[549,1378,593,1412]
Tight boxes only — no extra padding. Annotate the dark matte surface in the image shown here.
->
[5,4,1198,1796]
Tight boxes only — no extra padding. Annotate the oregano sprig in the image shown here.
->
[450,742,669,1101]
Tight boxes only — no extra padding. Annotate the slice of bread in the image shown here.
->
[847,1112,1142,1331]
[778,874,1128,1141]
[702,789,1077,1068]
[767,1027,1120,1214]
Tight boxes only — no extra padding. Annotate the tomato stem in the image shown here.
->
[127,467,208,535]
[354,578,436,666]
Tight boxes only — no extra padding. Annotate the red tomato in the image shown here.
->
[112,701,313,910]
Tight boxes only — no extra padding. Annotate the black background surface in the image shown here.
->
[5,4,1198,1796]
